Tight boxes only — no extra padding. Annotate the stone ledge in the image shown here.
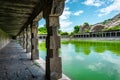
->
[34,58,71,80]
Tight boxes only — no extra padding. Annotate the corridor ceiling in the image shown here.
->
[0,0,43,36]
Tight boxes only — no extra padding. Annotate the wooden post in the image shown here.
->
[30,21,39,60]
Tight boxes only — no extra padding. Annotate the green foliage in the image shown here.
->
[38,26,69,35]
[38,42,46,50]
[85,29,90,33]
[84,22,89,26]
[38,26,47,34]
[102,19,111,24]
[69,32,75,36]
[58,29,62,34]
[60,32,69,35]
[74,25,80,33]
[104,26,120,31]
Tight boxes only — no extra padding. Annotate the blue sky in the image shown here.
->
[39,0,120,32]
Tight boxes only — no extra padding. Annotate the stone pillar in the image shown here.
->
[118,31,120,36]
[43,0,65,79]
[30,21,39,60]
[18,34,21,45]
[19,33,22,46]
[23,29,26,49]
[26,27,28,52]
[22,31,25,48]
[46,15,62,80]
[117,31,120,37]
[91,33,93,38]
[115,32,117,37]
[101,33,103,37]
[84,34,85,38]
[18,35,20,43]
[105,32,106,37]
[26,25,31,53]
[110,32,111,37]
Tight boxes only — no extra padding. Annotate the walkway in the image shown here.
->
[0,40,45,80]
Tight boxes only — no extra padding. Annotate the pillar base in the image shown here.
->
[31,49,39,60]
[46,57,62,80]
[26,47,31,53]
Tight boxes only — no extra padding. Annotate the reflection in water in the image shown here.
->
[39,41,120,80]
[65,41,120,55]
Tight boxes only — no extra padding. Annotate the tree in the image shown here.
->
[70,32,74,36]
[38,26,47,34]
[85,29,89,33]
[74,25,80,33]
[58,29,62,34]
[84,22,89,26]
[60,32,69,35]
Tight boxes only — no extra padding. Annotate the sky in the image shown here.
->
[39,0,120,32]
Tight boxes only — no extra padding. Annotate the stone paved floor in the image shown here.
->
[0,40,45,80]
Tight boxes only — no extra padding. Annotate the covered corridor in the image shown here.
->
[0,40,45,80]
[0,0,67,80]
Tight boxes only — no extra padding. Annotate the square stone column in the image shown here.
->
[30,21,39,60]
[115,32,117,37]
[19,33,23,48]
[19,34,22,45]
[20,32,24,49]
[22,31,24,49]
[46,16,62,80]
[23,29,26,49]
[110,32,111,37]
[43,0,65,79]
[26,25,31,53]
[102,32,103,37]
[26,27,28,52]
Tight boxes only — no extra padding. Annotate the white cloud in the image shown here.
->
[60,7,71,20]
[60,7,73,32]
[65,0,70,3]
[76,55,84,61]
[98,0,120,17]
[83,0,104,7]
[88,62,104,71]
[101,52,120,74]
[65,0,78,4]
[74,10,84,16]
[88,65,97,71]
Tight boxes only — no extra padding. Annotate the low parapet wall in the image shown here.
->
[0,28,11,50]
[70,37,120,41]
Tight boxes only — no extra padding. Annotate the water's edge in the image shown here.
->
[34,58,71,80]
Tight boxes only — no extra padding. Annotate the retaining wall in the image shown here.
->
[70,37,120,41]
[0,28,11,49]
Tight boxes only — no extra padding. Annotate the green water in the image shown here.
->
[39,41,120,80]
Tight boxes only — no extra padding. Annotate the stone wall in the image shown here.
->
[0,28,11,50]
[71,37,120,41]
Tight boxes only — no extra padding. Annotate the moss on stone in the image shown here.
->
[0,28,10,49]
